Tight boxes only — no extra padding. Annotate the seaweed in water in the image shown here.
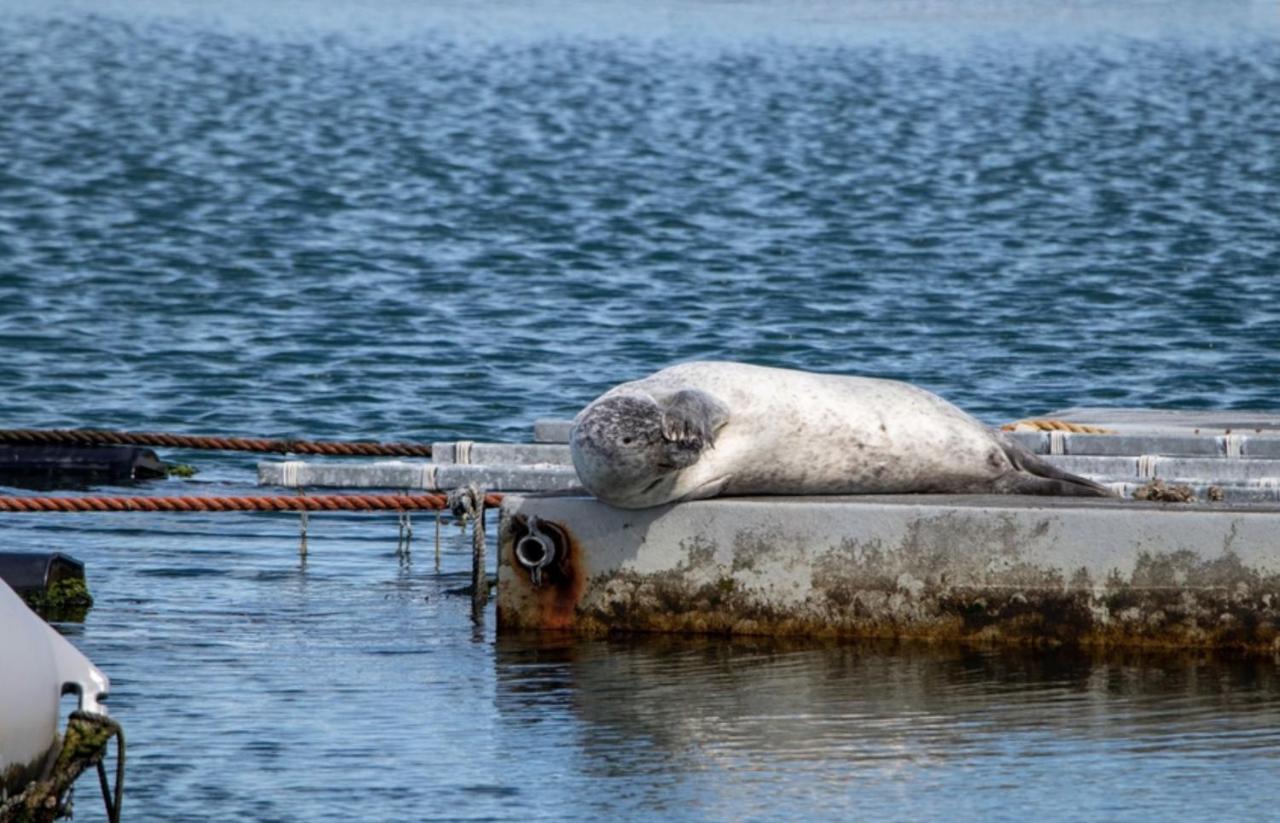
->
[21,578,93,623]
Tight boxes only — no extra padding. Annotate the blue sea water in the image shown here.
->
[1,0,1279,819]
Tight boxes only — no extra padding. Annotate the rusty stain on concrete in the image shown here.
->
[496,514,584,632]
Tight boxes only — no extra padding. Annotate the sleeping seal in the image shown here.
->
[570,361,1115,509]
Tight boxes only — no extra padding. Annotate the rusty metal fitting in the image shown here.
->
[514,516,557,587]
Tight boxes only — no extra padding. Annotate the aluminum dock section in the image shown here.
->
[497,494,1280,653]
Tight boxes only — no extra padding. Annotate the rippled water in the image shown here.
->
[2,0,1279,819]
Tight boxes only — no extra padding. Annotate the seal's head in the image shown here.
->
[570,394,706,508]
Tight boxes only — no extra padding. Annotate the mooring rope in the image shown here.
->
[0,493,504,513]
[447,484,489,615]
[94,713,126,823]
[1000,419,1114,434]
[0,711,123,823]
[0,428,434,456]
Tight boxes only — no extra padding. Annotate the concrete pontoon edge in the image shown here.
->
[497,494,1280,654]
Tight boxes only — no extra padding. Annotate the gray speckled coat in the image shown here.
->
[571,361,1110,509]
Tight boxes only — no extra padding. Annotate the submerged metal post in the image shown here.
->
[395,510,412,560]
[295,488,308,559]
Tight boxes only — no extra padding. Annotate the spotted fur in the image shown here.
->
[571,362,1115,509]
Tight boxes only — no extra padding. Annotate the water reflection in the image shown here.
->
[496,636,1280,817]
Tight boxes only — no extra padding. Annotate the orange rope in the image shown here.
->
[0,493,504,513]
[0,429,434,456]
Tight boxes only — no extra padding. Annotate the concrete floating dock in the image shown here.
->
[1005,407,1280,459]
[258,459,581,492]
[1006,430,1280,459]
[430,441,571,465]
[497,494,1280,653]
[533,420,575,444]
[1027,407,1280,435]
[261,410,1280,502]
[252,408,1280,651]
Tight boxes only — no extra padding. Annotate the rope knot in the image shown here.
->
[447,483,485,523]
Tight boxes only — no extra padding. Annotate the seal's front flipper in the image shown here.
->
[997,435,1117,497]
[679,474,734,502]
[659,389,730,450]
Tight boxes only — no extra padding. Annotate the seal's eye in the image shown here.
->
[621,437,634,445]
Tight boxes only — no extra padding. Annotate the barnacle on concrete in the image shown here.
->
[1132,479,1195,503]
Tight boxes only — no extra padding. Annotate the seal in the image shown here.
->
[570,361,1116,509]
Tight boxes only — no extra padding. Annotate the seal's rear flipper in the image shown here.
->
[997,435,1117,497]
